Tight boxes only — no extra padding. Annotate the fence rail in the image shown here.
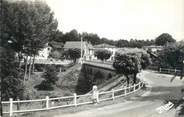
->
[159,68,181,74]
[2,81,144,117]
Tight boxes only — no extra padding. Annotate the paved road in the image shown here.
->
[55,71,184,117]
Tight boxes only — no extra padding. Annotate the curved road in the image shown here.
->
[55,71,184,117]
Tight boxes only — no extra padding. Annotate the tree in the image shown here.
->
[93,71,104,85]
[1,0,58,81]
[49,50,62,60]
[63,48,81,63]
[113,50,151,86]
[115,39,155,48]
[42,65,59,84]
[35,65,58,90]
[0,47,24,101]
[141,53,152,69]
[158,41,184,79]
[113,53,141,86]
[158,42,184,68]
[155,33,176,46]
[94,49,112,61]
[61,29,80,43]
[82,32,101,45]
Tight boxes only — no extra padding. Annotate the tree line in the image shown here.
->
[52,29,156,48]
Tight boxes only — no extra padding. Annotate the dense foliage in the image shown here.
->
[52,29,155,48]
[158,41,184,68]
[63,48,81,63]
[43,65,59,84]
[35,65,59,90]
[0,47,24,101]
[157,41,184,78]
[113,50,151,85]
[94,49,112,61]
[155,33,176,46]
[1,0,58,80]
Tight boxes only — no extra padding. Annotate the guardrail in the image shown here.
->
[2,81,144,117]
[84,60,113,65]
[159,68,181,74]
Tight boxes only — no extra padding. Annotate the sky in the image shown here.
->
[45,0,184,41]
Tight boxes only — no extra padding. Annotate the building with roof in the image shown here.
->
[143,45,163,52]
[49,41,64,50]
[35,43,52,60]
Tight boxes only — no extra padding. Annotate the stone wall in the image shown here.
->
[76,63,116,94]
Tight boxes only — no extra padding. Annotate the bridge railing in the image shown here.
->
[2,81,144,117]
[84,60,113,65]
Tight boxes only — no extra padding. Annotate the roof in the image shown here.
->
[27,59,71,65]
[94,43,116,48]
[63,41,93,49]
[116,48,146,55]
[49,41,64,49]
[143,45,163,48]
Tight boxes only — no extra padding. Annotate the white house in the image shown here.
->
[35,44,52,60]
[143,45,163,52]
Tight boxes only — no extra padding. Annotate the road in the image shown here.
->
[55,71,184,117]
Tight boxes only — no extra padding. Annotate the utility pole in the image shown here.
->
[80,36,83,64]
[181,60,184,79]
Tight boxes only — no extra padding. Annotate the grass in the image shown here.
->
[23,64,81,99]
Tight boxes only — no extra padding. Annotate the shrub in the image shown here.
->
[94,49,112,61]
[42,65,58,84]
[36,65,58,90]
[34,80,54,90]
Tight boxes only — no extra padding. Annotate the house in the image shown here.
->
[49,41,64,50]
[143,45,163,52]
[63,41,93,60]
[35,43,52,60]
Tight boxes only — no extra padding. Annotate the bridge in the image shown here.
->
[81,60,116,82]
[83,60,115,71]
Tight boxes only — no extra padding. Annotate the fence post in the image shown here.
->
[46,96,49,109]
[59,67,61,72]
[175,69,176,73]
[124,87,127,95]
[96,91,99,103]
[168,69,170,73]
[73,93,77,107]
[112,89,115,100]
[133,84,136,91]
[17,98,20,110]
[9,98,13,117]
[139,82,141,89]
[92,85,99,103]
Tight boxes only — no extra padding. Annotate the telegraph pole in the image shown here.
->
[181,60,184,79]
[81,36,83,64]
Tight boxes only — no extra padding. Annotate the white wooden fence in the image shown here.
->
[2,81,144,117]
[159,68,181,74]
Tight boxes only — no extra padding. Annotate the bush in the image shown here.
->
[36,65,58,90]
[34,80,54,90]
[42,65,58,84]
[94,49,112,61]
[34,64,45,72]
